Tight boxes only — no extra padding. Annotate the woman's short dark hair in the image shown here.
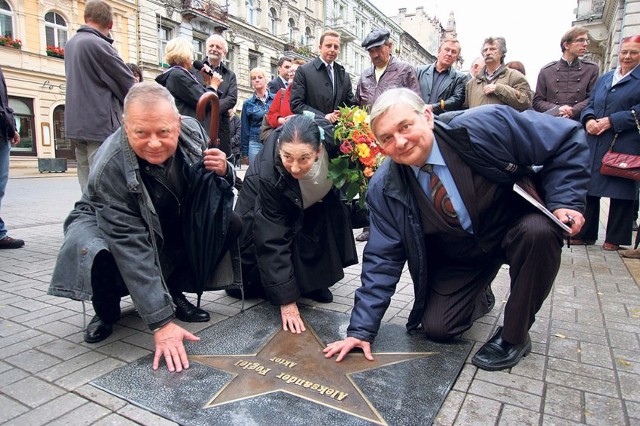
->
[278,115,321,151]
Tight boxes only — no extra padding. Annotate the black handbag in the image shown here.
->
[600,109,640,181]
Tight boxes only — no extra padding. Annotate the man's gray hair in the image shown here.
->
[206,34,228,55]
[370,88,425,137]
[123,82,179,119]
[482,37,507,63]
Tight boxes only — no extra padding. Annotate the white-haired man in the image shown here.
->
[324,88,590,371]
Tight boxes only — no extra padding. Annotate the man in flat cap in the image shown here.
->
[290,29,356,123]
[355,28,420,108]
[354,27,421,241]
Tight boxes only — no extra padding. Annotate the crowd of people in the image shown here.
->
[3,0,629,375]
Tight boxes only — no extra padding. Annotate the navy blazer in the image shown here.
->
[581,65,640,200]
[347,105,590,342]
[267,76,287,94]
[290,57,356,117]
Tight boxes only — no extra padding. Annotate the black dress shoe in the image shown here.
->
[84,315,113,343]
[472,327,531,371]
[303,288,333,303]
[173,294,210,322]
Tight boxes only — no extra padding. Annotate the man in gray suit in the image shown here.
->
[417,39,467,115]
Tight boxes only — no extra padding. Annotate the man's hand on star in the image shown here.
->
[152,321,200,372]
[323,337,373,362]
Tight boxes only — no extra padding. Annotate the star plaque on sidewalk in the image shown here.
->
[192,322,434,424]
[93,304,472,425]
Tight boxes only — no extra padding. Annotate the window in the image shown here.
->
[9,97,36,156]
[157,23,172,66]
[226,44,235,69]
[268,8,277,35]
[52,104,73,158]
[306,0,312,9]
[193,37,205,61]
[288,18,295,41]
[249,52,259,71]
[0,0,13,38]
[45,11,67,48]
[247,0,256,26]
[301,27,311,46]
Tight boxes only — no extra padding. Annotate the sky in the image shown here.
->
[368,0,578,89]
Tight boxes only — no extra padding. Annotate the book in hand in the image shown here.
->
[513,182,572,233]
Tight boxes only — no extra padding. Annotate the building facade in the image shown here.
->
[574,0,640,72]
[0,0,137,166]
[1,0,436,166]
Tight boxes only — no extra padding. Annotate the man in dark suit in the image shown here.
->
[290,30,356,124]
[197,34,238,158]
[324,88,590,371]
[267,56,292,94]
[417,38,467,114]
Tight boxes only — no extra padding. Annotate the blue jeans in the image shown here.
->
[0,140,10,239]
[248,140,263,164]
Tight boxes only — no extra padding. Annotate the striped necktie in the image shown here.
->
[421,164,461,228]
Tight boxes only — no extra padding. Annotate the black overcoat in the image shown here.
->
[234,120,358,305]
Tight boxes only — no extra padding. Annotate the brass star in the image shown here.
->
[191,321,436,425]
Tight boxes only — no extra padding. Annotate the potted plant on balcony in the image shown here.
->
[0,35,22,49]
[46,45,65,59]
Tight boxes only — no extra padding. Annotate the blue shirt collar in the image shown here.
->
[410,137,445,175]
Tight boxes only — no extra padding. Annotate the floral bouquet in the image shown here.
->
[328,106,386,206]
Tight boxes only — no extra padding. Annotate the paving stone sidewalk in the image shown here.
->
[0,173,638,425]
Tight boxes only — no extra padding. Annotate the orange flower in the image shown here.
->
[329,106,386,205]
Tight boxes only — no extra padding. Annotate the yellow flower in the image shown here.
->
[356,143,370,158]
[353,109,367,125]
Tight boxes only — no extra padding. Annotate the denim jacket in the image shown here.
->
[240,91,274,156]
[48,116,235,329]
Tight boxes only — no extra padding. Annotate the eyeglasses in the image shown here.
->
[572,38,591,45]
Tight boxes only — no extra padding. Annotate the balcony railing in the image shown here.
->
[178,0,228,25]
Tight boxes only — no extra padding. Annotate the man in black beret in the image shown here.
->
[356,28,420,108]
[354,28,421,241]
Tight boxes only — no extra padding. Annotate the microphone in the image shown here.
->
[193,60,213,76]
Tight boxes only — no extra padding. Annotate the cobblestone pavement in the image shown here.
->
[0,170,638,425]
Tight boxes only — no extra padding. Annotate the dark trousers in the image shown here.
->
[90,211,243,322]
[421,213,563,345]
[579,195,634,245]
[90,251,126,324]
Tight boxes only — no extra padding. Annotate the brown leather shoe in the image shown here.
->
[603,242,628,251]
[569,238,595,245]
[620,249,640,259]
[0,236,24,249]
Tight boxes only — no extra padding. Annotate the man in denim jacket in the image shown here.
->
[49,83,238,372]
